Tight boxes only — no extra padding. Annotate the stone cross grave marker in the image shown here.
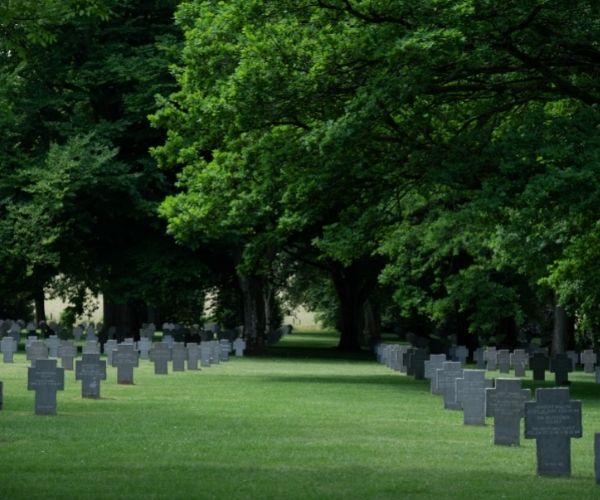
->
[75,354,107,399]
[1,336,17,363]
[150,342,171,375]
[530,352,549,381]
[473,347,485,369]
[103,340,118,364]
[484,347,497,371]
[138,338,152,360]
[550,353,573,385]
[83,341,100,356]
[27,359,64,415]
[57,341,77,370]
[485,378,531,446]
[233,338,246,357]
[424,354,446,394]
[437,361,464,410]
[26,336,38,349]
[72,326,83,341]
[27,341,48,367]
[86,324,97,342]
[454,346,469,366]
[524,387,582,477]
[375,343,384,363]
[456,369,493,425]
[26,321,36,335]
[9,323,21,343]
[566,351,579,371]
[172,342,187,372]
[410,348,428,380]
[187,343,200,370]
[497,349,511,373]
[46,335,60,358]
[510,349,529,377]
[381,344,392,369]
[580,349,597,374]
[111,344,139,384]
[162,334,174,349]
[200,342,212,367]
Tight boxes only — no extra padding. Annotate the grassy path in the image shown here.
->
[1,331,599,499]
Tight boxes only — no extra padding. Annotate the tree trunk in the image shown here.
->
[552,303,569,356]
[331,259,382,352]
[34,287,46,324]
[362,298,381,349]
[102,296,147,341]
[238,273,267,354]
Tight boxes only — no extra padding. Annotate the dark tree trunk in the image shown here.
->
[362,298,381,349]
[552,303,569,356]
[331,258,383,352]
[34,287,46,324]
[102,296,147,341]
[239,273,267,354]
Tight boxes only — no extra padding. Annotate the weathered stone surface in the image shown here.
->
[486,378,531,446]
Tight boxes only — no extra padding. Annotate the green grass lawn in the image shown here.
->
[1,330,599,499]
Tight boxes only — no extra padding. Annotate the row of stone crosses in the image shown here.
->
[0,321,248,417]
[376,343,600,483]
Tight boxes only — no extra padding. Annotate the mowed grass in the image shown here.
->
[0,330,599,499]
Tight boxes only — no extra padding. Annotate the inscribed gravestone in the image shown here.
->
[233,338,246,357]
[410,348,428,380]
[566,351,579,371]
[75,354,107,398]
[219,340,232,362]
[437,361,464,410]
[550,353,573,385]
[210,341,220,365]
[404,348,417,376]
[187,343,200,370]
[200,343,212,367]
[27,359,64,415]
[510,350,529,377]
[473,347,485,369]
[454,346,469,366]
[150,342,170,375]
[103,340,118,364]
[524,387,582,477]
[57,341,77,370]
[484,347,497,372]
[9,323,21,343]
[424,354,447,395]
[172,342,187,372]
[83,341,100,355]
[1,336,17,363]
[27,341,49,367]
[86,324,97,342]
[111,344,139,384]
[530,352,549,381]
[138,338,152,360]
[497,350,511,373]
[47,335,60,358]
[72,326,83,341]
[456,369,493,425]
[486,378,531,446]
[581,349,597,374]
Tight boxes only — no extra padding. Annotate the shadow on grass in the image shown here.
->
[265,373,428,391]
[264,345,374,363]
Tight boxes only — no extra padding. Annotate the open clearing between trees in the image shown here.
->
[1,331,599,499]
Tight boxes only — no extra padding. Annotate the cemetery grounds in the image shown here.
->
[1,330,599,499]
